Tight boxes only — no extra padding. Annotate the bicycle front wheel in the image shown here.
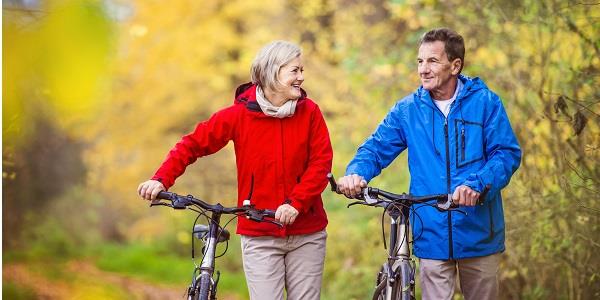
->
[372,268,413,300]
[188,273,212,300]
[197,273,212,300]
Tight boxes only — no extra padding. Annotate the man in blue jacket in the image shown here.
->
[337,28,521,299]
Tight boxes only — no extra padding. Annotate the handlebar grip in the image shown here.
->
[157,191,173,200]
[262,209,276,218]
[477,185,491,205]
[327,173,338,192]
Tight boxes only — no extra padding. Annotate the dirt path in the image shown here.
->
[66,261,184,299]
[4,263,71,299]
[4,261,242,299]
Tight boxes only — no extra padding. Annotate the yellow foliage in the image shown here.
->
[6,0,600,298]
[3,0,114,143]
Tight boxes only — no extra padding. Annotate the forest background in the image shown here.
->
[3,0,599,299]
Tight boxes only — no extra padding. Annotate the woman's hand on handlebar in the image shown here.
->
[336,174,367,198]
[452,185,480,206]
[137,180,166,201]
[275,204,299,225]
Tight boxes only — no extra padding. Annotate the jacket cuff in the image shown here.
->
[345,168,372,183]
[151,176,171,189]
[287,198,305,213]
[463,173,484,193]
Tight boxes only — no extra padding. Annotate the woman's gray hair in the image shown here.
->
[251,40,302,92]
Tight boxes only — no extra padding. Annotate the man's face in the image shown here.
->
[417,41,460,95]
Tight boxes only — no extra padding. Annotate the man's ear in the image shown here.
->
[451,58,462,75]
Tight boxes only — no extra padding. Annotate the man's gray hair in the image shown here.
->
[419,28,465,74]
[251,40,302,92]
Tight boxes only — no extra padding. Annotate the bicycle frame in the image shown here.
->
[189,211,222,300]
[153,191,279,300]
[380,204,414,300]
[326,173,489,300]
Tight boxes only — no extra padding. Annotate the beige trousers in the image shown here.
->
[419,252,501,300]
[241,230,327,300]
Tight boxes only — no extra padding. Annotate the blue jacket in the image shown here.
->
[346,75,521,259]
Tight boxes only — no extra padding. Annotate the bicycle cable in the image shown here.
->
[214,214,239,259]
[411,204,425,242]
[380,200,409,252]
[190,207,211,267]
[391,201,412,257]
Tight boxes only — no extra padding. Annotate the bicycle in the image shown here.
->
[327,173,489,300]
[151,191,281,300]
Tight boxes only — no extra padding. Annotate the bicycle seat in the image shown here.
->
[193,225,230,243]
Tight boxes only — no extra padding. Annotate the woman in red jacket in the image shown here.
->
[137,40,333,300]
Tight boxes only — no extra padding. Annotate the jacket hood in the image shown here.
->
[416,75,488,107]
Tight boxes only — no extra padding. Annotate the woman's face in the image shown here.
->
[276,56,304,100]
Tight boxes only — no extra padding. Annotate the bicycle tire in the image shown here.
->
[397,262,415,300]
[189,292,199,300]
[372,268,412,300]
[197,273,212,300]
[187,280,199,300]
[372,277,387,300]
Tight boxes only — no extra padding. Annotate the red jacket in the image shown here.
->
[152,83,333,237]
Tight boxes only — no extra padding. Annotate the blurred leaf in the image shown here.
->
[572,110,588,136]
[554,95,569,116]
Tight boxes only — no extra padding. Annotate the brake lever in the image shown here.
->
[347,201,365,208]
[435,204,467,215]
[436,195,457,211]
[363,188,378,204]
[266,219,284,228]
[435,195,468,215]
[149,202,173,208]
[245,210,283,228]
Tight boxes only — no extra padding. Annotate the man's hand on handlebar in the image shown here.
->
[336,174,368,198]
[137,179,166,201]
[452,185,480,206]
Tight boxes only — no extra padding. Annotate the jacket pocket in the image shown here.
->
[454,119,484,168]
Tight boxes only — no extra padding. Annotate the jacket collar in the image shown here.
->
[415,75,485,109]
[234,82,307,114]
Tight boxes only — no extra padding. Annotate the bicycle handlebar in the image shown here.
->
[152,191,280,226]
[327,173,490,210]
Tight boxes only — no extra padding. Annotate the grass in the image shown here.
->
[93,243,194,285]
[3,281,37,300]
[92,242,249,298]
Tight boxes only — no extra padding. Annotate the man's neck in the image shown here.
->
[430,77,458,101]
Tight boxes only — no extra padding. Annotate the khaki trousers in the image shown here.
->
[419,252,501,300]
[241,230,327,300]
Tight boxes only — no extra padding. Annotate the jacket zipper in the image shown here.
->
[444,117,453,259]
[461,127,466,161]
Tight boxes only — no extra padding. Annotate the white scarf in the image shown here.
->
[256,86,297,118]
